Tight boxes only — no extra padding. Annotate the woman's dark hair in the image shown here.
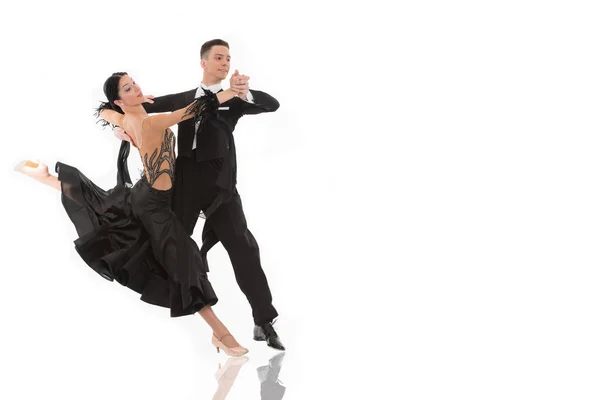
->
[95,72,128,127]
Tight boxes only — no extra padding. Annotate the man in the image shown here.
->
[140,39,284,350]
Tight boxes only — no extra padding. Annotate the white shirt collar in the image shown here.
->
[195,82,222,97]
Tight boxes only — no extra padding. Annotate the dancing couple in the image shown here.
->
[15,39,285,355]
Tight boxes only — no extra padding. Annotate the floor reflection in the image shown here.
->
[207,352,286,400]
[257,353,286,400]
[211,356,249,400]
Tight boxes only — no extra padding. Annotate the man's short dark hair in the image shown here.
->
[201,39,230,59]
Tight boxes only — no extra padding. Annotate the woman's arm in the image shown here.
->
[148,88,238,131]
[98,109,125,127]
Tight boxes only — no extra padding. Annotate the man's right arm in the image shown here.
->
[142,93,180,113]
[148,89,238,132]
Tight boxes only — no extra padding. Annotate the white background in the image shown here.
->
[1,0,599,398]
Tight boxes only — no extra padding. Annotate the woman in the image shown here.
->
[15,72,247,356]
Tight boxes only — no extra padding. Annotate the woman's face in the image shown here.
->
[115,75,144,108]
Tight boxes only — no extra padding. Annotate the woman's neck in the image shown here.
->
[123,104,147,119]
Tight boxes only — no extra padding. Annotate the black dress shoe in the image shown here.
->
[254,321,286,351]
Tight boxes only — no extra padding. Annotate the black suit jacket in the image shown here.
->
[143,88,279,161]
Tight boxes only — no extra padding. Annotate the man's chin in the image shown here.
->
[207,73,226,83]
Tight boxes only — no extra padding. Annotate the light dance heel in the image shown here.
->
[14,159,49,180]
[212,333,249,357]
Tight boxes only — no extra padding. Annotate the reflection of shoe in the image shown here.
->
[211,355,249,400]
[257,352,286,383]
[14,160,50,181]
[215,356,249,382]
[253,320,286,351]
[268,352,285,368]
[257,352,286,399]
[212,333,249,357]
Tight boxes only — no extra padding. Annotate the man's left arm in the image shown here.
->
[237,89,280,115]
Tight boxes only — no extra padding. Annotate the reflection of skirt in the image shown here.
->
[55,160,218,318]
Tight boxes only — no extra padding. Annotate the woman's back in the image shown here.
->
[134,117,176,191]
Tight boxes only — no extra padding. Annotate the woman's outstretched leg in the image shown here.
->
[15,160,61,191]
[199,305,248,355]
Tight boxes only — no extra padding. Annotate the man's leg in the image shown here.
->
[192,159,284,349]
[207,193,278,326]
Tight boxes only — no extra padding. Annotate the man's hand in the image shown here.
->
[113,126,131,143]
[142,94,155,104]
[229,69,250,98]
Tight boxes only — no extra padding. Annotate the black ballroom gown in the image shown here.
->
[55,97,219,317]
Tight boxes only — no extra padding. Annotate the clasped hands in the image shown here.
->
[229,69,250,99]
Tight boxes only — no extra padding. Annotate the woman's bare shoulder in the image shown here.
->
[141,115,171,143]
[142,115,162,133]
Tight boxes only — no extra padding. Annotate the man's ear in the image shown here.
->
[200,59,206,69]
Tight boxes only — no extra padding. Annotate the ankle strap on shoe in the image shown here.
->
[215,332,233,341]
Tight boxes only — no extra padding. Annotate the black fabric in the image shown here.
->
[56,142,219,318]
[143,89,279,161]
[172,154,278,325]
[144,89,279,220]
[144,88,280,325]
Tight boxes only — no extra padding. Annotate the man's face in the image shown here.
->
[202,45,231,81]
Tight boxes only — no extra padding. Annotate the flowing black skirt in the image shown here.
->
[55,154,218,318]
